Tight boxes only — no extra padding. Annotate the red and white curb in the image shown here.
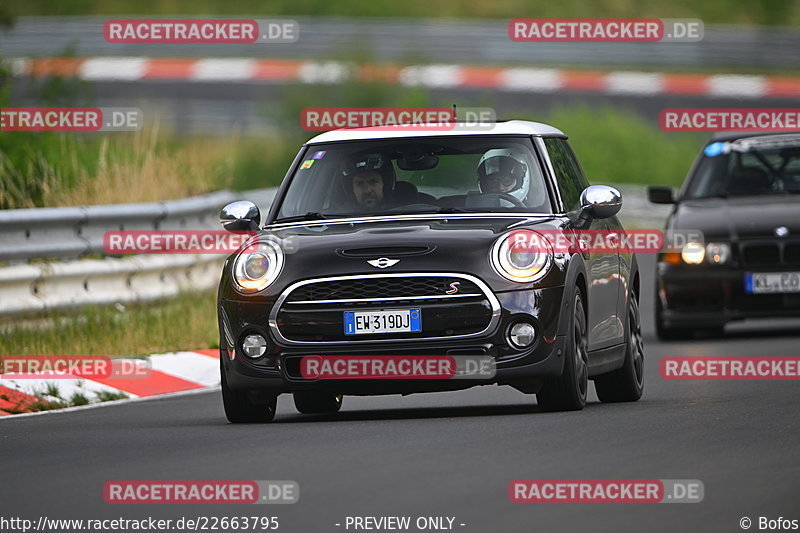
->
[0,350,219,416]
[9,57,800,99]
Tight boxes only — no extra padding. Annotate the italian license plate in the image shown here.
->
[745,272,800,294]
[344,309,421,335]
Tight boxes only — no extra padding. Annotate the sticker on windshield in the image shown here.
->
[300,159,315,169]
[312,150,326,159]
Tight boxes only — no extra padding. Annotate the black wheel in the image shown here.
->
[294,392,343,414]
[537,288,588,412]
[595,295,644,402]
[655,290,691,340]
[220,355,277,423]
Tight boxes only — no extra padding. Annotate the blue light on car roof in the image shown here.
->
[704,142,730,157]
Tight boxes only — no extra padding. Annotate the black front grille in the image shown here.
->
[275,275,496,343]
[286,276,482,302]
[742,244,780,267]
[786,243,800,265]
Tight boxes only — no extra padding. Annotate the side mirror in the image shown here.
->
[220,201,261,232]
[577,185,622,228]
[648,186,675,204]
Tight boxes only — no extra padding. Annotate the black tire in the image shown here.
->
[220,356,277,423]
[537,288,588,412]
[294,392,343,414]
[655,289,692,341]
[595,295,644,402]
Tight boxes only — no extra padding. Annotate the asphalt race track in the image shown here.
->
[1,253,799,533]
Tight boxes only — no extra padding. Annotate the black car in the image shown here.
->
[217,121,644,422]
[649,133,800,339]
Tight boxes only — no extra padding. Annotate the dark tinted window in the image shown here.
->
[685,140,800,199]
[544,138,590,212]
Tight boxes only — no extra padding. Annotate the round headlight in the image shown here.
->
[233,239,284,292]
[706,242,730,264]
[681,241,705,265]
[491,230,552,283]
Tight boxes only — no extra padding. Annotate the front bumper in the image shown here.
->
[220,286,567,395]
[657,262,800,328]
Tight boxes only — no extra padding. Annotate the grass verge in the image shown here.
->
[0,291,219,357]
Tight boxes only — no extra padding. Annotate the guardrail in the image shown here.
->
[0,189,277,263]
[0,188,276,316]
[2,17,799,70]
[0,184,662,317]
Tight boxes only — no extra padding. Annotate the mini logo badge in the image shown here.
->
[775,226,790,238]
[367,257,400,269]
[445,282,461,294]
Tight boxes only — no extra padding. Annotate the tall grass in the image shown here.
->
[0,125,237,209]
[540,106,705,187]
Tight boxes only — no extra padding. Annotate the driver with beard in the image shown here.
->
[344,155,397,211]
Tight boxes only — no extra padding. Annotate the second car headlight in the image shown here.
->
[233,239,284,292]
[680,241,705,265]
[491,230,552,283]
[706,242,731,264]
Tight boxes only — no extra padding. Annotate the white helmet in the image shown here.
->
[477,148,530,204]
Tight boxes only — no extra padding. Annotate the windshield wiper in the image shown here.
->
[273,212,329,223]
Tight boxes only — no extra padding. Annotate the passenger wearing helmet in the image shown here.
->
[477,149,530,204]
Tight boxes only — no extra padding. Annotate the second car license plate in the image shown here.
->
[745,272,800,294]
[344,309,421,335]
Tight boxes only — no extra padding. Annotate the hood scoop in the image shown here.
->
[338,246,435,258]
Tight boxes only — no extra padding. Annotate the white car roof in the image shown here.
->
[305,120,566,144]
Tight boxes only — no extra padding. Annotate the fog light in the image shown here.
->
[508,322,536,348]
[242,334,268,358]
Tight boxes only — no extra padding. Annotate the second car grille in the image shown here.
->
[740,241,800,267]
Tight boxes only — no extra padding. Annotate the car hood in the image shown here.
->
[262,215,564,290]
[671,195,800,241]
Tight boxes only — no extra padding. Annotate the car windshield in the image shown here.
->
[274,136,552,221]
[684,136,800,200]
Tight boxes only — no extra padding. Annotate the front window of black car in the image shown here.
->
[685,139,800,200]
[274,136,552,221]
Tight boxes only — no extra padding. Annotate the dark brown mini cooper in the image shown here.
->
[217,121,644,422]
